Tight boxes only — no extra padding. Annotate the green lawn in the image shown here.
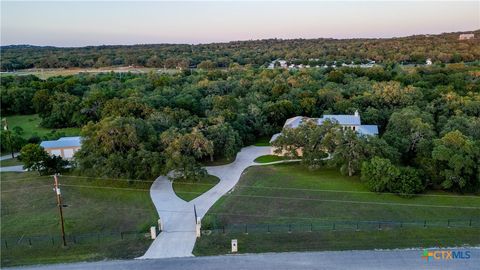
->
[0,158,23,167]
[4,114,81,139]
[254,155,288,163]
[173,175,220,202]
[194,163,480,255]
[1,172,158,267]
[194,228,480,256]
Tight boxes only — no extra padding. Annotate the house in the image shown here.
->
[269,111,378,155]
[459,34,474,40]
[268,59,288,69]
[40,136,82,160]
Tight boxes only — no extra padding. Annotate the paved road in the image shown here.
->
[0,153,19,160]
[0,165,24,172]
[140,146,271,259]
[10,248,480,270]
[0,153,24,172]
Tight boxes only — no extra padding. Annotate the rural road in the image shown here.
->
[0,154,24,172]
[9,248,480,270]
[140,145,271,259]
[0,153,19,160]
[0,165,24,172]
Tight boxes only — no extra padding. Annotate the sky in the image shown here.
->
[1,1,479,47]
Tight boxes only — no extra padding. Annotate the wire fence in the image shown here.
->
[204,218,480,235]
[2,230,154,250]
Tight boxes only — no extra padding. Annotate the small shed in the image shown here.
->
[40,136,82,159]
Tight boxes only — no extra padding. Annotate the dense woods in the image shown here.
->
[1,36,480,193]
[1,30,479,71]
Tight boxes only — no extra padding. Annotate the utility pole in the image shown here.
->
[2,118,15,158]
[53,174,67,246]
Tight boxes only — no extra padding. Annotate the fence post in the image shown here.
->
[356,222,359,231]
[121,232,124,240]
[4,240,7,249]
[288,224,292,233]
[424,220,427,228]
[244,224,248,234]
[52,237,55,246]
[223,226,225,234]
[400,221,403,228]
[73,236,76,243]
[469,219,472,227]
[448,219,450,228]
[310,223,313,232]
[378,222,381,230]
[28,238,32,246]
[332,223,336,231]
[267,224,270,234]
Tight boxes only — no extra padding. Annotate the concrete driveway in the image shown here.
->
[140,146,271,259]
[0,165,25,172]
[0,153,19,160]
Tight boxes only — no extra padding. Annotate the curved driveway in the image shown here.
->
[140,146,272,259]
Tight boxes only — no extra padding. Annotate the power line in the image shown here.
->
[1,184,53,193]
[0,176,51,182]
[224,194,480,210]
[3,181,479,210]
[60,175,155,183]
[55,174,480,199]
[4,174,478,199]
[60,184,150,192]
[50,184,480,210]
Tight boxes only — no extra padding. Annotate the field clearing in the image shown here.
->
[4,114,81,139]
[194,163,480,255]
[0,67,180,79]
[1,172,158,267]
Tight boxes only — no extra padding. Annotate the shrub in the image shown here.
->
[361,157,399,192]
[361,157,425,196]
[394,167,425,196]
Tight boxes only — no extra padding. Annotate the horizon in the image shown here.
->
[1,28,479,48]
[1,1,479,47]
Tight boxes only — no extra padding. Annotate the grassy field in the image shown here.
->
[4,114,81,139]
[0,158,23,167]
[1,67,180,80]
[254,155,288,163]
[173,175,220,202]
[194,163,480,255]
[194,228,480,256]
[1,172,158,267]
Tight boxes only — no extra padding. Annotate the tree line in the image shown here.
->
[1,30,479,71]
[1,62,479,193]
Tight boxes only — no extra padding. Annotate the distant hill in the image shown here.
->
[1,30,479,71]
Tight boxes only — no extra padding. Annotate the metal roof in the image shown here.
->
[320,115,361,125]
[284,116,304,128]
[269,133,282,143]
[40,136,82,149]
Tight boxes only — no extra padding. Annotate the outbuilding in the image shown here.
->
[40,136,82,160]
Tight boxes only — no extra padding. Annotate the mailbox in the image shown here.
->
[231,239,238,253]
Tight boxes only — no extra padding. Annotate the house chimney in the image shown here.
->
[354,110,359,117]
